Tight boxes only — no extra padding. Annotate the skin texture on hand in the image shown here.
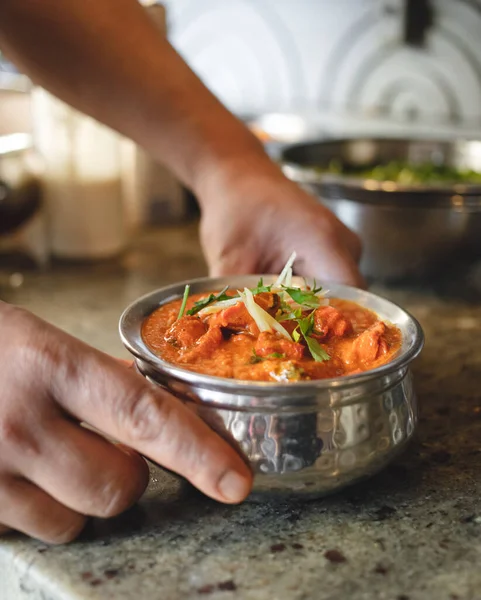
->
[0,302,252,544]
[198,161,365,288]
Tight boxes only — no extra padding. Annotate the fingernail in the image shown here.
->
[218,470,251,503]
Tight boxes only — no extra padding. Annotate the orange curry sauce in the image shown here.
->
[142,291,402,382]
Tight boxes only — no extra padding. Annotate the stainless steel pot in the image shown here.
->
[120,276,424,500]
[281,138,481,280]
[244,112,327,159]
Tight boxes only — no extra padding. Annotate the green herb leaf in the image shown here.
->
[250,277,272,295]
[304,336,330,362]
[311,279,323,294]
[250,349,286,364]
[250,349,263,364]
[186,286,232,316]
[296,310,330,362]
[292,327,301,343]
[177,285,190,320]
[283,286,323,309]
[277,307,303,322]
[298,311,315,337]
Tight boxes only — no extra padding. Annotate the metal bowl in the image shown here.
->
[243,112,327,159]
[119,276,424,500]
[281,138,481,280]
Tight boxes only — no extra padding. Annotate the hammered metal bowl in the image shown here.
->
[120,276,424,500]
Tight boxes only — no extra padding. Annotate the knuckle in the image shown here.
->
[0,416,41,459]
[120,386,172,444]
[4,305,76,384]
[46,517,86,544]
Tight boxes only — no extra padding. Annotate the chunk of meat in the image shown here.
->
[255,331,305,361]
[209,302,259,336]
[278,319,299,337]
[336,321,389,368]
[165,316,207,349]
[300,357,344,380]
[313,306,352,340]
[354,321,389,363]
[254,292,280,316]
[179,326,223,362]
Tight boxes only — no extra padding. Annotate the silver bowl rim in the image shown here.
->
[119,275,424,394]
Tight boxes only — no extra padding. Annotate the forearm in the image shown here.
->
[0,0,273,201]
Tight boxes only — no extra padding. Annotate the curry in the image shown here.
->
[142,258,401,383]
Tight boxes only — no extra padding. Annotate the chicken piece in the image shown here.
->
[353,321,389,363]
[165,316,207,349]
[336,321,389,368]
[209,302,259,336]
[255,331,305,361]
[179,326,223,362]
[313,306,352,340]
[254,292,280,316]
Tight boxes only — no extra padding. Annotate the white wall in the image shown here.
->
[162,0,481,129]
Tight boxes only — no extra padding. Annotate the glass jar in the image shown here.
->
[31,88,126,260]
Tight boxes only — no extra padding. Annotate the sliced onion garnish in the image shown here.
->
[239,288,292,340]
[198,297,240,316]
[273,251,297,289]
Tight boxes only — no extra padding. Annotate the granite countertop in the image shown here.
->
[1,224,481,600]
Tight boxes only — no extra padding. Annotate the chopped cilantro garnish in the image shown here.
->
[177,284,190,320]
[250,277,272,295]
[282,284,324,309]
[304,335,330,362]
[250,349,286,364]
[294,311,330,362]
[250,349,263,364]
[276,297,302,322]
[311,279,323,294]
[298,311,315,337]
[277,306,303,322]
[186,286,232,316]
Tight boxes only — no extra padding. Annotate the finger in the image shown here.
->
[297,239,366,289]
[48,334,253,504]
[319,206,363,264]
[15,418,149,518]
[117,358,135,369]
[341,226,363,264]
[0,476,87,544]
[208,252,257,278]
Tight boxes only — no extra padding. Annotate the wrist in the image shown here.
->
[189,127,283,211]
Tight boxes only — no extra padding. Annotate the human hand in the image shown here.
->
[0,302,252,543]
[198,159,364,288]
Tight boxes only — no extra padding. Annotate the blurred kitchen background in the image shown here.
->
[1,0,481,274]
[163,0,481,134]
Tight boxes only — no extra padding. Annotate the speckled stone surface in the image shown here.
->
[1,224,481,600]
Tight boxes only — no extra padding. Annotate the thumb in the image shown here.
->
[208,252,258,278]
[296,240,366,289]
